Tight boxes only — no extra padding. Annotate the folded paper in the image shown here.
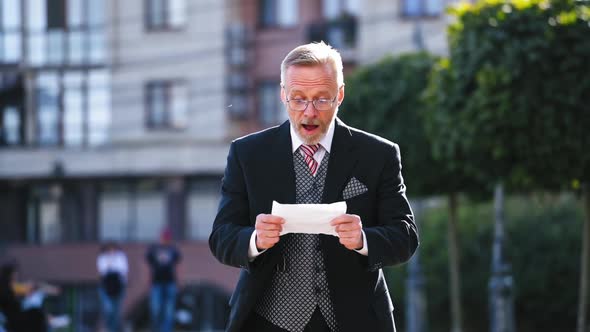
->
[272,200,347,237]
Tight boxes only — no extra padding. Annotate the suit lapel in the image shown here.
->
[269,121,296,204]
[322,118,359,203]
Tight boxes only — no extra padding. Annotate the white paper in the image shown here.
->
[271,200,347,237]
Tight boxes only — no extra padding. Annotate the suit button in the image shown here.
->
[315,266,322,273]
[315,287,322,295]
[315,245,321,251]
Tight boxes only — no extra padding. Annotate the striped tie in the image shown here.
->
[300,144,320,176]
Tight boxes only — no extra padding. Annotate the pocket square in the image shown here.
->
[342,177,368,200]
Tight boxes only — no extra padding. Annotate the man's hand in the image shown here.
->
[255,214,285,250]
[331,214,363,250]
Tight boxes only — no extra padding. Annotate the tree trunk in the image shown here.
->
[577,184,590,332]
[448,193,463,332]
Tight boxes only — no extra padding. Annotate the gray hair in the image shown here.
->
[280,41,344,87]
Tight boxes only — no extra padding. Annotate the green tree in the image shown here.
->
[341,52,440,197]
[426,0,590,330]
[341,52,485,332]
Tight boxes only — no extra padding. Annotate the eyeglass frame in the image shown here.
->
[282,87,340,112]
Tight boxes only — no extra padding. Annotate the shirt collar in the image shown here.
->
[290,120,335,154]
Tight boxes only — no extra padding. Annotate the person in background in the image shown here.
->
[146,228,182,332]
[97,242,128,332]
[0,260,60,332]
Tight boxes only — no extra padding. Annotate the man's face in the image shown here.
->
[281,64,344,145]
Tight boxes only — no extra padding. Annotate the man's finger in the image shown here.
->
[335,223,361,232]
[339,237,355,246]
[259,215,285,224]
[338,232,359,239]
[256,231,281,250]
[330,214,360,226]
[259,230,280,238]
[330,215,352,226]
[257,223,282,231]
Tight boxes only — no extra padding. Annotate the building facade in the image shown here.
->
[359,0,452,64]
[226,0,361,134]
[0,0,452,330]
[0,0,234,330]
[227,0,453,133]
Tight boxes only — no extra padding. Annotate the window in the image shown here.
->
[2,106,21,144]
[310,0,358,50]
[26,0,106,66]
[322,0,359,19]
[258,0,298,28]
[26,183,88,244]
[35,70,111,147]
[402,0,444,17]
[88,71,110,145]
[145,0,186,30]
[39,197,61,243]
[36,72,60,146]
[0,0,23,63]
[99,181,166,242]
[27,185,63,244]
[145,80,188,130]
[47,0,67,29]
[0,73,25,146]
[63,72,84,146]
[187,180,220,241]
[257,81,286,126]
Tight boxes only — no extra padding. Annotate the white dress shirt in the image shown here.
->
[97,250,129,281]
[248,120,368,260]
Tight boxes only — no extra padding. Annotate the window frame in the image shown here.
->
[33,69,110,147]
[258,0,299,29]
[144,79,189,130]
[144,0,187,32]
[0,72,26,146]
[257,80,285,126]
[0,0,24,64]
[98,179,167,243]
[186,178,220,241]
[23,0,107,66]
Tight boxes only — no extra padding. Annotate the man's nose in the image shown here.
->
[303,102,319,117]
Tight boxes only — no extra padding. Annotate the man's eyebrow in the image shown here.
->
[288,89,332,96]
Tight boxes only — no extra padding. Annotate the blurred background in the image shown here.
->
[0,0,588,331]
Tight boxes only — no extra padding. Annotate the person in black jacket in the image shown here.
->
[146,228,182,332]
[209,42,419,332]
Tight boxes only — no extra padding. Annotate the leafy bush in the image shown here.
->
[386,193,583,332]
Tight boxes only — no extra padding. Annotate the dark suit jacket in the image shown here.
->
[209,119,418,332]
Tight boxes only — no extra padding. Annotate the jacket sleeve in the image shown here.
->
[208,142,256,270]
[364,143,419,271]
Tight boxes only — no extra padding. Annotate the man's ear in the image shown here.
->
[280,85,287,104]
[337,84,345,105]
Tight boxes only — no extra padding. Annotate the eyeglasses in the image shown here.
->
[285,95,338,112]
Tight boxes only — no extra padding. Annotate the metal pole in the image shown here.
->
[488,182,515,332]
[412,0,425,50]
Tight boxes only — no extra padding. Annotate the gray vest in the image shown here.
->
[255,150,338,332]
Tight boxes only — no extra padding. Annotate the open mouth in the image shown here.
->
[302,124,319,132]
